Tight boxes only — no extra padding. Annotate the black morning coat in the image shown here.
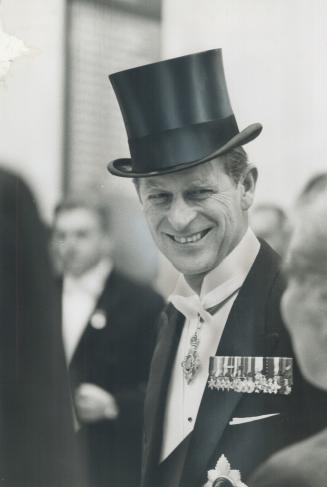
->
[65,270,164,487]
[141,241,327,487]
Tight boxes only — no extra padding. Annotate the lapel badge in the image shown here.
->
[208,356,293,395]
[90,309,107,330]
[204,454,247,487]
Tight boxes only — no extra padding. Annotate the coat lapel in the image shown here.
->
[142,304,184,486]
[180,242,282,486]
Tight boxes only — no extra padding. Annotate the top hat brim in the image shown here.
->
[107,123,262,178]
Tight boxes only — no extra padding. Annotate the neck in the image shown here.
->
[183,272,206,295]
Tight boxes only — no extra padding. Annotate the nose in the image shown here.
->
[58,235,76,256]
[167,196,197,232]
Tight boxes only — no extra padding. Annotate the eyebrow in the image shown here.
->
[186,182,217,190]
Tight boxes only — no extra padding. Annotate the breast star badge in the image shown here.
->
[203,454,247,487]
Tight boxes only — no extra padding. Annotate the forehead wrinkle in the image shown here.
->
[141,175,173,192]
[140,159,228,193]
[184,160,232,191]
[185,173,216,188]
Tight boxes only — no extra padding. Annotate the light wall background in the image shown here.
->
[2,1,327,217]
[0,0,65,221]
[162,0,327,209]
[1,1,327,295]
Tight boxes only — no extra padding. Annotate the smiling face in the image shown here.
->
[138,158,256,291]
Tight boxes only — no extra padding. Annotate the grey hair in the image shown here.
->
[219,146,249,184]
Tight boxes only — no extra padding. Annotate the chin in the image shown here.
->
[68,266,85,277]
[172,260,215,279]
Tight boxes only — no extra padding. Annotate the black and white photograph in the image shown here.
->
[1,1,327,486]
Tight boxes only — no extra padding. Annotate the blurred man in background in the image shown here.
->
[52,195,164,487]
[249,187,327,487]
[250,203,291,257]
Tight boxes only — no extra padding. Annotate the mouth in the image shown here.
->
[166,228,211,244]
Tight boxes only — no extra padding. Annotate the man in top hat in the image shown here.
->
[107,49,327,486]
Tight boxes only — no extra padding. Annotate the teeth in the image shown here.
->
[173,231,205,244]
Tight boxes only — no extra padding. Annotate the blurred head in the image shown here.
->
[282,190,327,390]
[52,196,111,278]
[136,147,257,291]
[250,203,290,256]
[297,172,327,206]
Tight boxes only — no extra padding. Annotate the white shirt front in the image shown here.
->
[62,259,112,364]
[160,228,260,461]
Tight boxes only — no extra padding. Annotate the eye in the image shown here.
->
[186,188,214,200]
[147,192,171,205]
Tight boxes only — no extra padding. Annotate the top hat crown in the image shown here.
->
[108,49,262,178]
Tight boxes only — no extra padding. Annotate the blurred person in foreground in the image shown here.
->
[0,169,84,487]
[52,195,164,487]
[250,203,291,257]
[107,49,327,487]
[249,187,327,487]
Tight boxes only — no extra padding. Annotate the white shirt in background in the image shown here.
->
[62,259,112,364]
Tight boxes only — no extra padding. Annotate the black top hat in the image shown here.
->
[108,49,262,178]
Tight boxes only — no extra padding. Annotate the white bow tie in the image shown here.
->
[170,294,213,324]
[170,273,244,324]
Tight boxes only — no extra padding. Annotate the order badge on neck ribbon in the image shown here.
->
[181,315,204,384]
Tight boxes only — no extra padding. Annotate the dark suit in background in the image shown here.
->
[67,270,164,487]
[0,169,84,487]
[142,242,327,487]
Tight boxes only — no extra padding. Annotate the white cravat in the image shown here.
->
[62,259,112,364]
[160,228,260,462]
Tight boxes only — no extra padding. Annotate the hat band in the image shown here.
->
[128,115,239,173]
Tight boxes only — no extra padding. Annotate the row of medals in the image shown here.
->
[208,372,292,395]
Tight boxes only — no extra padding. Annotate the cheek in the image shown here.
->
[142,211,164,246]
[144,210,160,233]
[79,240,95,255]
[207,194,241,227]
[281,288,299,333]
[146,206,169,233]
[207,193,234,213]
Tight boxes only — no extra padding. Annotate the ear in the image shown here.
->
[239,164,258,211]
